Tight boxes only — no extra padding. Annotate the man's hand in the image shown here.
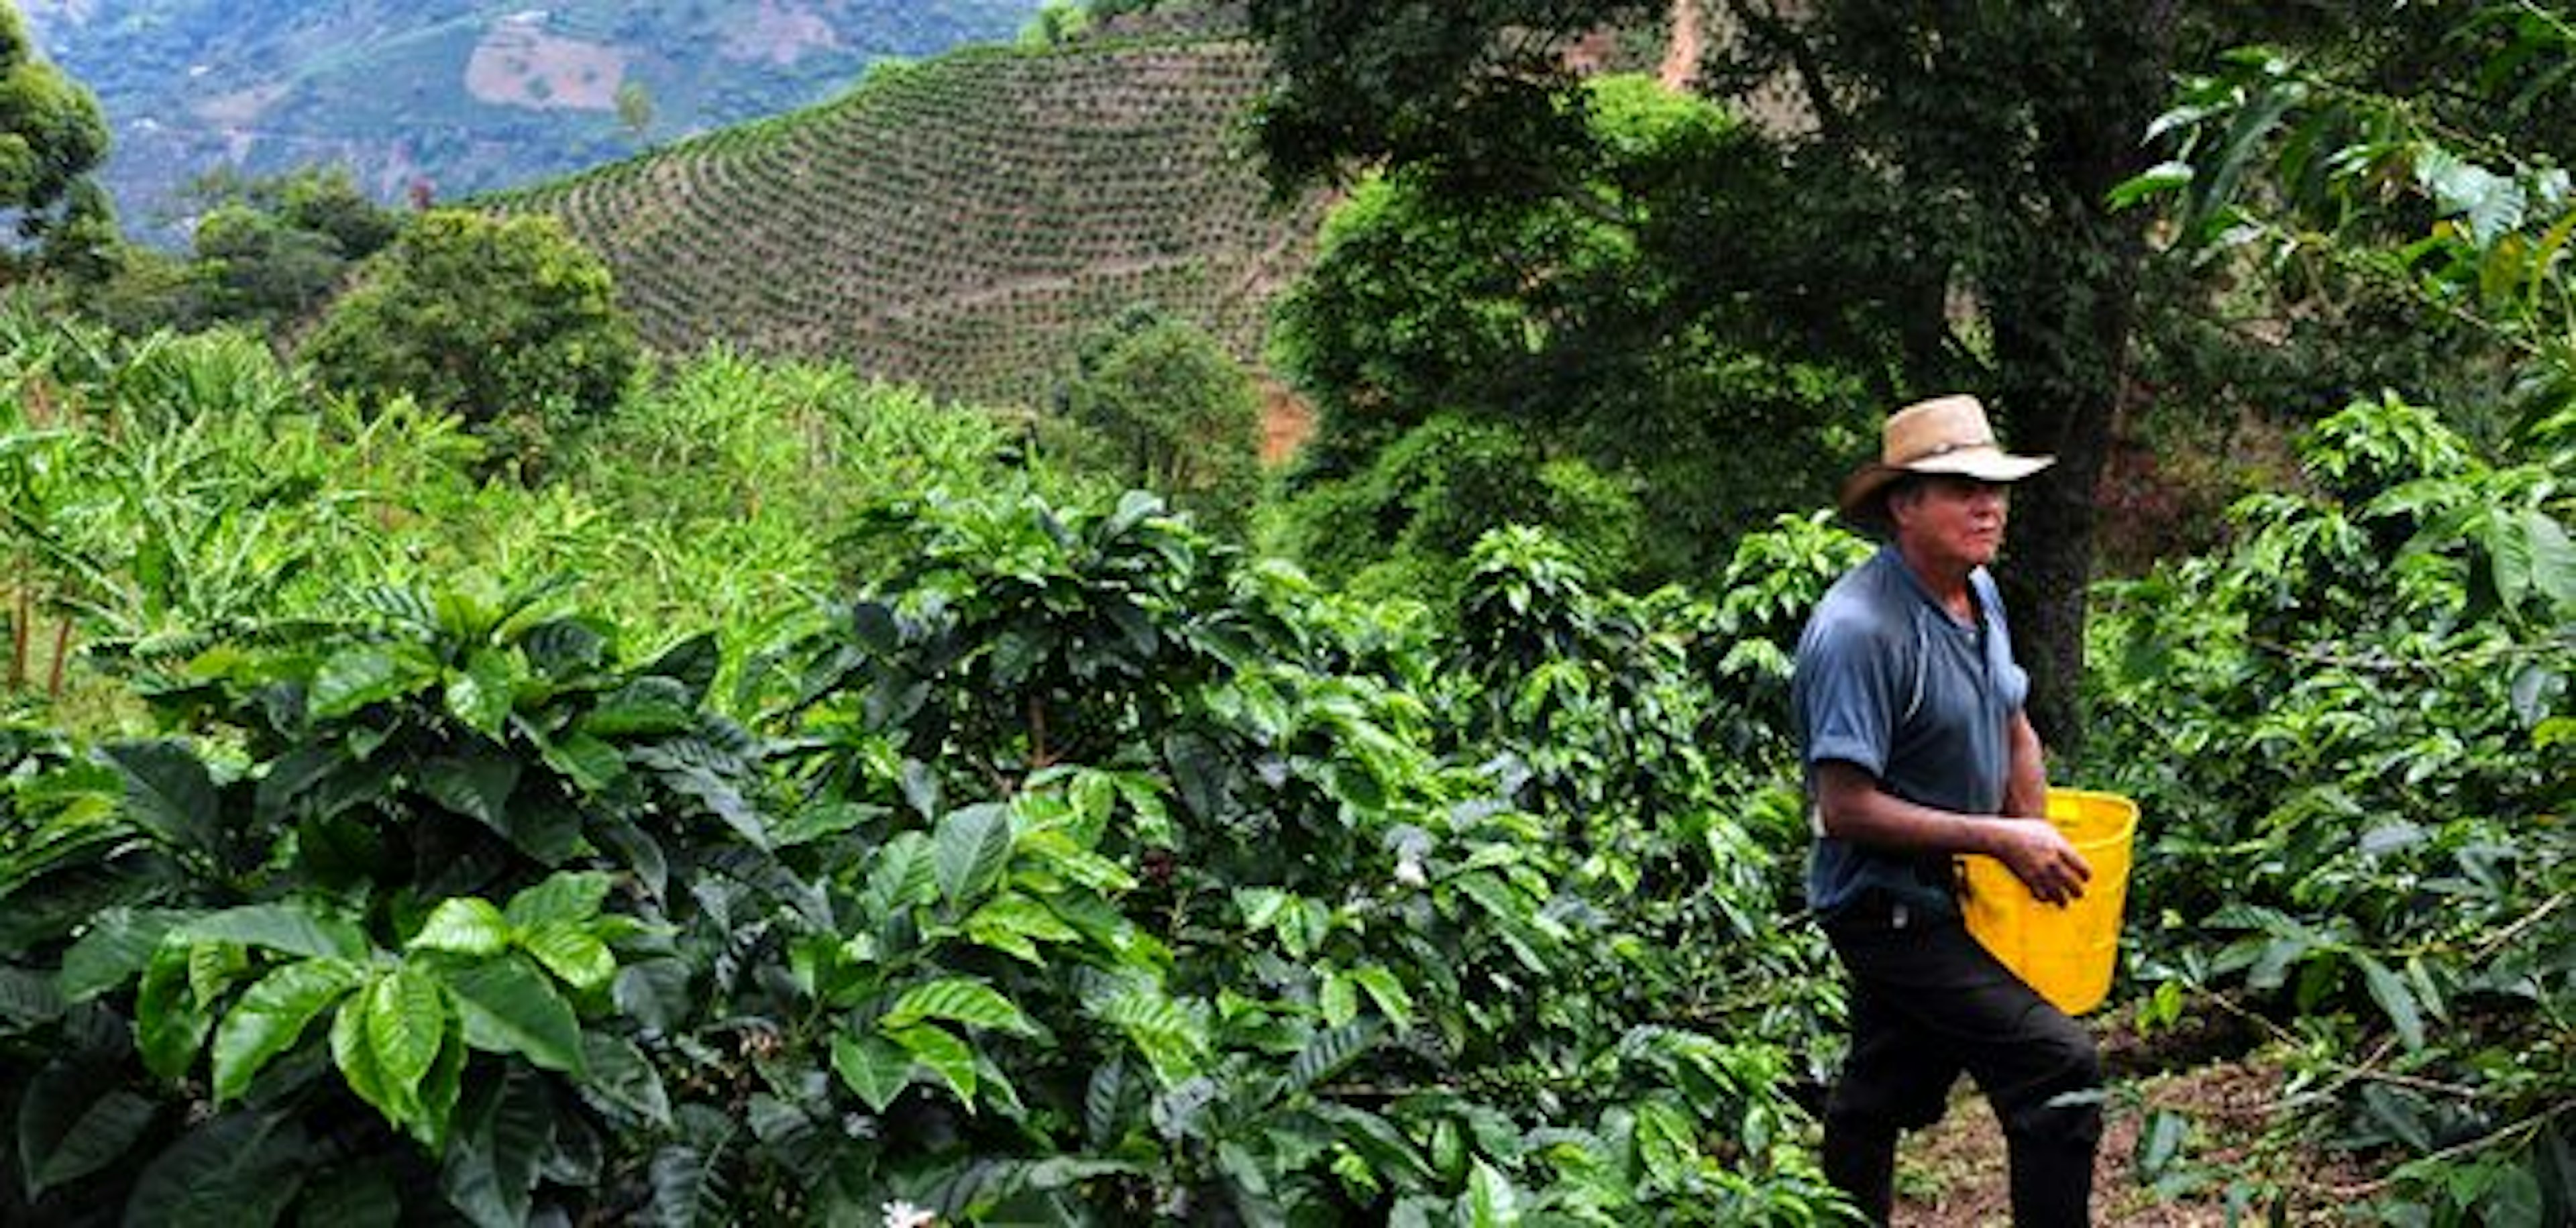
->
[1984,818,2091,905]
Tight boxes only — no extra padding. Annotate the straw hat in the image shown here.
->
[1837,394,2055,528]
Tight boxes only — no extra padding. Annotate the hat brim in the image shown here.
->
[1836,449,2057,526]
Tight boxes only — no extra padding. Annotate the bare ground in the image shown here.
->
[1891,1019,2377,1225]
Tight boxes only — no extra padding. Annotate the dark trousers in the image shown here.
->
[1821,907,2102,1227]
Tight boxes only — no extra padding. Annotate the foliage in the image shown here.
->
[1251,0,2204,746]
[1053,304,1261,533]
[0,577,769,1224]
[0,309,1063,725]
[1263,413,1644,605]
[2125,2,2576,452]
[0,477,1858,1223]
[302,209,641,468]
[0,0,111,273]
[2086,394,2574,1225]
[1268,74,1873,588]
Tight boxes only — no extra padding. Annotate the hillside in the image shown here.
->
[488,37,1323,408]
[19,0,1045,243]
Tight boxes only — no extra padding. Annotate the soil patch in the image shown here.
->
[465,19,626,112]
[1892,1054,2369,1226]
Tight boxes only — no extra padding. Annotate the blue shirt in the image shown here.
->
[1792,545,2029,917]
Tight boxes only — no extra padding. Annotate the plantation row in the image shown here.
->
[488,39,1322,407]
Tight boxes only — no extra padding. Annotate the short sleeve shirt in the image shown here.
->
[1792,545,2029,917]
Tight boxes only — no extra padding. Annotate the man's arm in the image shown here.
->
[1813,759,2090,903]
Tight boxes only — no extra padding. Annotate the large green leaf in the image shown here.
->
[102,740,221,859]
[503,871,612,929]
[136,942,211,1083]
[447,954,588,1076]
[883,1021,978,1104]
[366,965,451,1106]
[880,978,1038,1038]
[2359,954,2426,1051]
[211,958,364,1103]
[579,1032,672,1128]
[179,903,369,962]
[17,1064,158,1195]
[443,647,525,739]
[418,752,524,836]
[441,1065,555,1228]
[409,898,512,957]
[122,1111,308,1228]
[934,803,1014,905]
[310,644,437,718]
[521,922,616,995]
[57,907,185,1001]
[832,1031,913,1114]
[1462,1159,1523,1228]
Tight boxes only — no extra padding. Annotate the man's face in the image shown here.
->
[1890,474,2011,571]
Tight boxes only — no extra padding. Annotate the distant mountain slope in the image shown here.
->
[488,37,1322,408]
[19,0,1045,243]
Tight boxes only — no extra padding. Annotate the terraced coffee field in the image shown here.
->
[488,39,1322,407]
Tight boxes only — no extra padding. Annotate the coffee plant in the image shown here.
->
[2086,394,2573,1225]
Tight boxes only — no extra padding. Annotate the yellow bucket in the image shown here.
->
[1959,789,2139,1016]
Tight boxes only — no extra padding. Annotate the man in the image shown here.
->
[1792,394,2103,1226]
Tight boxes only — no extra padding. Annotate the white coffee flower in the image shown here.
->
[881,1200,936,1228]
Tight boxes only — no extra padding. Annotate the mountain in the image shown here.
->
[18,0,1047,243]
[486,34,1322,408]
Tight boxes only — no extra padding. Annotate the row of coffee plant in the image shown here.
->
[1,471,1861,1219]
[486,39,1323,408]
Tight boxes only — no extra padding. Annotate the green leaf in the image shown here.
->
[331,986,403,1128]
[1463,1158,1522,1227]
[122,1111,307,1228]
[1635,1099,1697,1189]
[2107,160,2194,210]
[447,955,588,1076]
[1320,970,1358,1027]
[418,752,523,835]
[965,893,1079,963]
[441,1065,554,1228]
[136,942,211,1084]
[881,978,1038,1037]
[1287,1021,1378,1093]
[503,871,612,929]
[2135,1109,2188,1180]
[211,960,364,1103]
[443,647,523,738]
[295,1167,402,1228]
[103,740,221,858]
[883,1021,978,1105]
[366,966,449,1107]
[409,898,511,956]
[180,904,370,962]
[2485,1165,2543,1225]
[17,1065,157,1195]
[1351,964,1414,1030]
[521,921,616,994]
[311,645,434,718]
[538,730,628,793]
[832,1031,913,1114]
[58,907,185,1001]
[2359,954,2426,1050]
[934,803,1014,905]
[580,1032,672,1128]
[580,677,697,737]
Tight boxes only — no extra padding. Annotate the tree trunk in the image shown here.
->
[1991,1,2178,754]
